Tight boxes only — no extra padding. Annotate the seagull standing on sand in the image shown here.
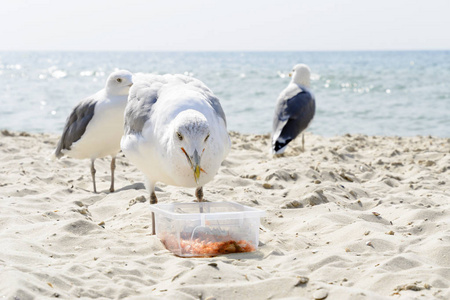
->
[272,64,316,154]
[121,74,231,234]
[52,70,133,193]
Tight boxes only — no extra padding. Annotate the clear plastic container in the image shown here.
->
[149,201,266,257]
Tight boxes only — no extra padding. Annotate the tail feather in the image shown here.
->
[272,138,292,155]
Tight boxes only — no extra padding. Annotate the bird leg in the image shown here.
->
[109,156,116,193]
[195,186,204,213]
[195,186,204,202]
[90,159,97,193]
[150,191,158,235]
[302,134,305,152]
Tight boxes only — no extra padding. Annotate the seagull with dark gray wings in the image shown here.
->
[272,64,316,154]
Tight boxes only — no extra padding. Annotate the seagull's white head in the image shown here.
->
[289,64,311,88]
[105,70,134,96]
[172,110,211,185]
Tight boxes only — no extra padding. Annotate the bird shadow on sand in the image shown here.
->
[114,183,165,193]
[115,182,146,192]
[72,183,145,194]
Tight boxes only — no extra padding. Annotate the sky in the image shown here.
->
[1,0,449,51]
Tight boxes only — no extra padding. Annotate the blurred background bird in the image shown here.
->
[272,64,316,155]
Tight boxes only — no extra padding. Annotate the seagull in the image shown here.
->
[272,64,316,154]
[52,70,133,193]
[121,73,231,234]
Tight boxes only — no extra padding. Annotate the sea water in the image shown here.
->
[0,51,449,137]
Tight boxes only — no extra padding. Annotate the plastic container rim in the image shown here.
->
[148,201,266,220]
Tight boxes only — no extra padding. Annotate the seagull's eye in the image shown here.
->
[116,78,122,83]
[204,134,210,142]
[177,132,183,141]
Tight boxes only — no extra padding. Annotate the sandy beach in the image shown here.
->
[0,129,449,300]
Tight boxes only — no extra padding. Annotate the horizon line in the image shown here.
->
[1,49,449,53]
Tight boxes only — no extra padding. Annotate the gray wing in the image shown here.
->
[124,74,226,134]
[272,87,316,152]
[182,74,227,125]
[206,95,227,125]
[54,98,97,158]
[124,80,159,135]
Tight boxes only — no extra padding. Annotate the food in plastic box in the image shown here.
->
[149,201,266,257]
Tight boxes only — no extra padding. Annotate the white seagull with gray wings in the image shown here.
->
[121,74,230,234]
[53,70,133,193]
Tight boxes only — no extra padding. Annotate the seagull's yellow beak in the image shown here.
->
[289,73,292,77]
[181,147,204,185]
[194,165,201,184]
[192,149,201,184]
